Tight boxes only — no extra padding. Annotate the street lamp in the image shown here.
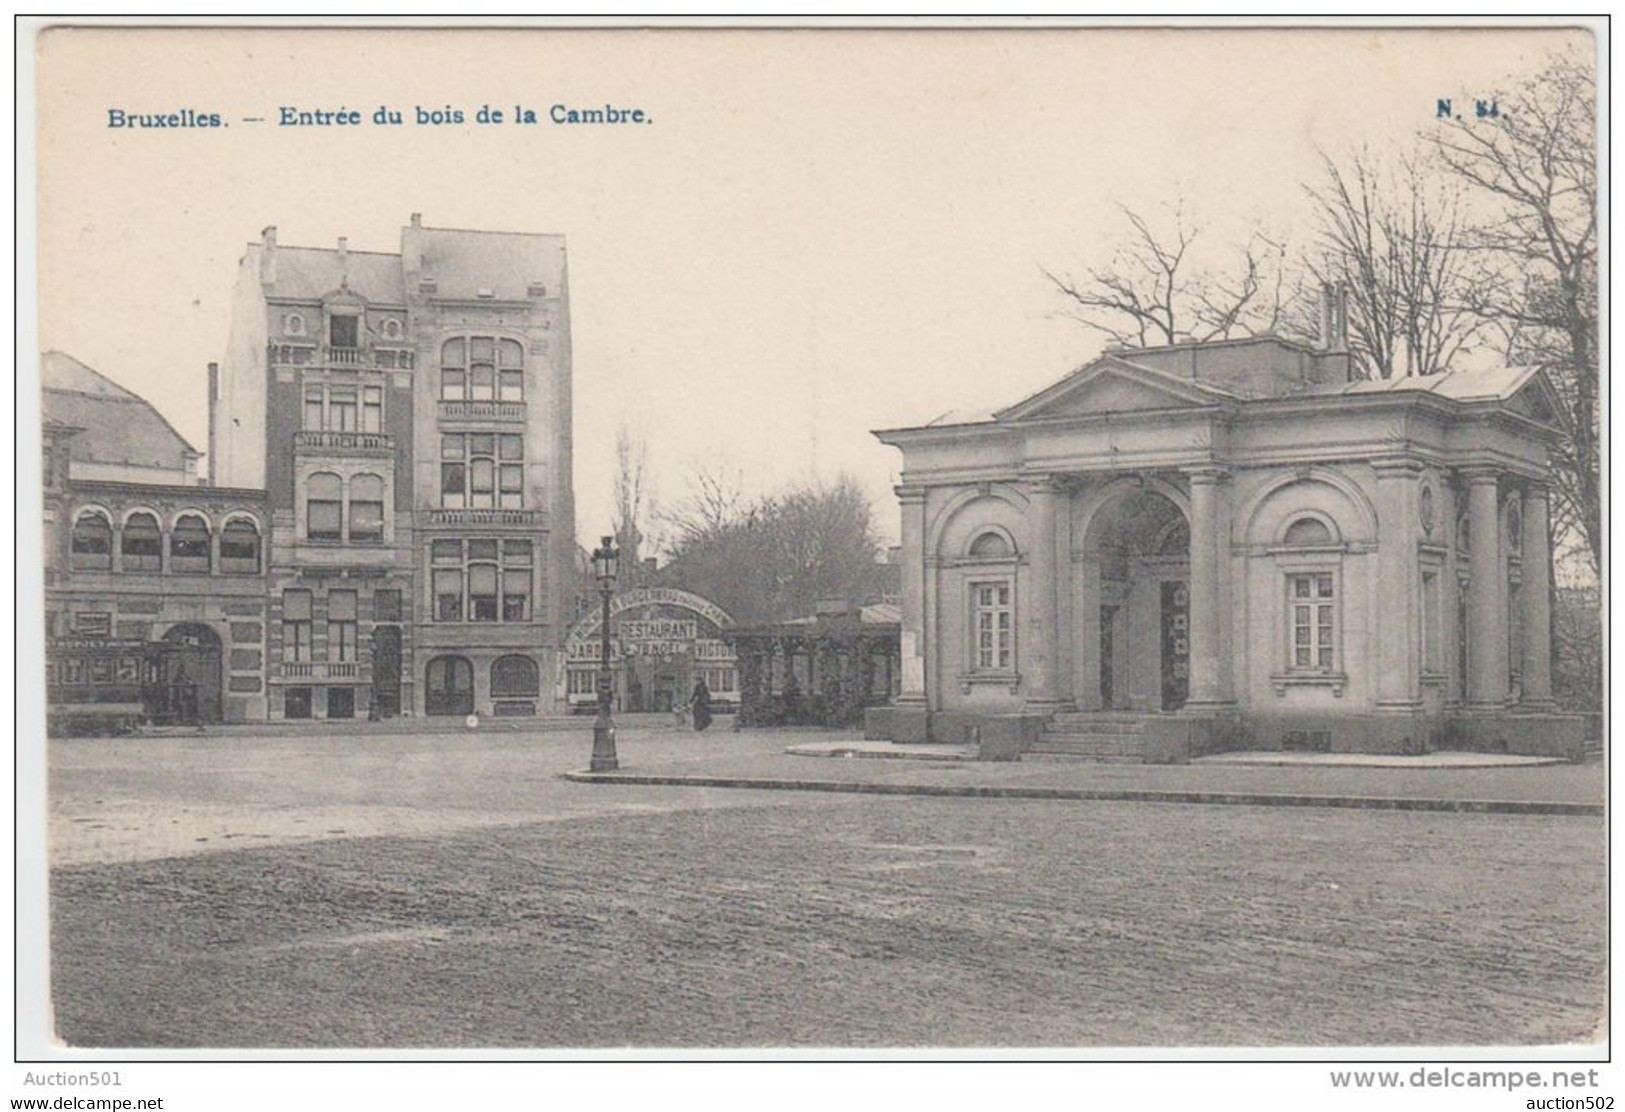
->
[590,535,620,772]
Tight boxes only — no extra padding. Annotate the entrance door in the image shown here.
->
[159,623,223,724]
[372,626,402,718]
[1159,582,1189,712]
[425,655,474,716]
[1098,604,1119,709]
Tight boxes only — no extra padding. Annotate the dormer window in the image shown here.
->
[330,314,359,349]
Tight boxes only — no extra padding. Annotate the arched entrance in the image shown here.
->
[425,655,474,716]
[157,623,223,724]
[1079,488,1190,712]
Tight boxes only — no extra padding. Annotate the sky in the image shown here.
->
[34,23,1589,547]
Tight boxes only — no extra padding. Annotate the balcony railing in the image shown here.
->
[425,508,544,528]
[278,661,360,680]
[293,430,395,455]
[438,400,527,423]
[268,345,416,370]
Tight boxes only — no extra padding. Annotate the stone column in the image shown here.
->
[1519,481,1556,710]
[1373,459,1423,711]
[1022,475,1064,708]
[894,485,928,706]
[1184,467,1231,709]
[1465,469,1509,709]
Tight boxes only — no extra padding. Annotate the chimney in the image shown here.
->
[409,212,422,228]
[259,225,277,285]
[337,235,349,269]
[403,214,424,277]
[206,362,219,487]
[1319,281,1349,354]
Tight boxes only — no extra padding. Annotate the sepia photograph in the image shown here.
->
[15,14,1608,1105]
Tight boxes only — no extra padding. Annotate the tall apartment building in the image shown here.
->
[213,216,575,719]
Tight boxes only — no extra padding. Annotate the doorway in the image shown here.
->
[372,625,402,718]
[1159,581,1190,712]
[158,623,223,724]
[426,655,474,716]
[1098,604,1119,709]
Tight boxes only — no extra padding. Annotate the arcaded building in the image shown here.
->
[872,308,1582,760]
[212,217,576,719]
[44,353,271,727]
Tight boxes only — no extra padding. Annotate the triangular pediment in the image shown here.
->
[1504,370,1564,426]
[995,355,1232,422]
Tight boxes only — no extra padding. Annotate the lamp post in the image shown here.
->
[590,535,620,772]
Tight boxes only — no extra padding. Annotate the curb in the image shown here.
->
[561,771,1603,817]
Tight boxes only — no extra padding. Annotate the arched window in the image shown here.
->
[968,531,1012,558]
[170,514,212,573]
[284,312,305,336]
[307,472,342,541]
[1282,517,1335,547]
[121,512,162,572]
[220,518,261,574]
[349,474,385,543]
[491,655,540,698]
[70,510,112,570]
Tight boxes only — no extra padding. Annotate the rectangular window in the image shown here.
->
[373,589,401,622]
[972,581,1012,671]
[469,564,499,621]
[283,589,313,663]
[307,497,342,541]
[328,386,357,432]
[441,463,467,508]
[499,368,524,402]
[326,687,355,719]
[361,386,383,433]
[303,385,324,430]
[433,568,463,622]
[284,686,313,719]
[567,669,598,695]
[349,497,385,543]
[328,590,358,663]
[441,368,466,401]
[442,435,522,508]
[432,538,463,563]
[330,314,358,349]
[502,569,530,622]
[1289,573,1336,670]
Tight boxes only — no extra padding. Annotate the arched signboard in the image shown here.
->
[560,586,739,714]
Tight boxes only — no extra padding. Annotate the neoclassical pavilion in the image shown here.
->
[871,325,1582,760]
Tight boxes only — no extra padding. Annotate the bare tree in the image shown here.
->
[1426,49,1599,572]
[1042,201,1299,347]
[660,453,748,546]
[611,424,656,581]
[1305,147,1483,378]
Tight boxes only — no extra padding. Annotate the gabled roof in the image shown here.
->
[41,351,198,471]
[994,354,1237,422]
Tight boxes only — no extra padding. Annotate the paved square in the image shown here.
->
[46,726,1606,1048]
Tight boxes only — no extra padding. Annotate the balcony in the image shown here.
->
[438,400,527,423]
[269,345,415,370]
[293,430,395,456]
[424,508,545,528]
[278,661,361,680]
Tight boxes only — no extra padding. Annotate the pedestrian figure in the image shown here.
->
[689,677,713,732]
[671,698,689,729]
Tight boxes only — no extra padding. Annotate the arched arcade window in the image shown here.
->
[491,655,541,699]
[220,518,261,574]
[170,514,212,573]
[121,512,162,572]
[967,530,1013,559]
[70,510,113,570]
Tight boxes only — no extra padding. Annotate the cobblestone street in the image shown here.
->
[47,725,1607,1048]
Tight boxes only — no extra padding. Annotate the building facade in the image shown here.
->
[44,357,271,729]
[872,310,1583,760]
[213,217,576,719]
